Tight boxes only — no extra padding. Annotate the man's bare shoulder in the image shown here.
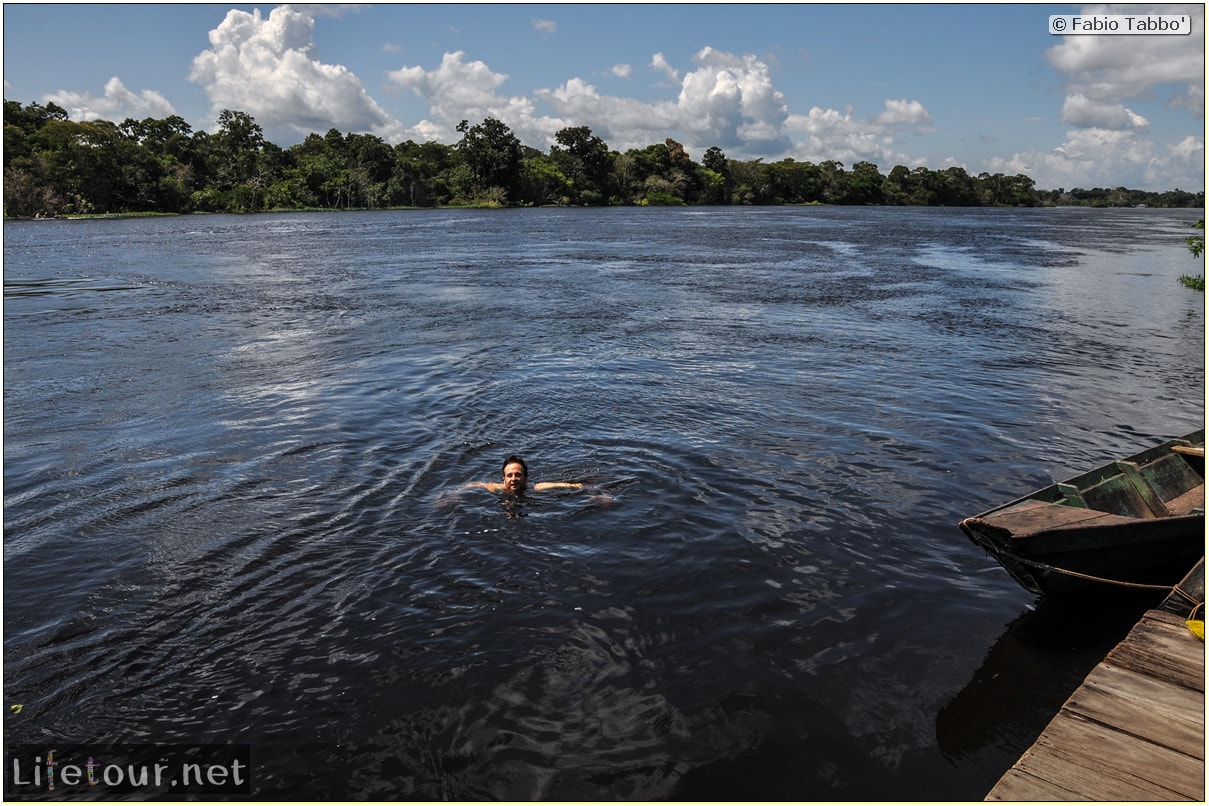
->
[461,480,583,493]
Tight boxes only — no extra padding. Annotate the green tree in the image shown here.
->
[882,165,911,205]
[1188,219,1205,257]
[189,109,269,211]
[10,100,1204,216]
[607,152,639,204]
[3,101,70,216]
[118,115,198,211]
[215,109,265,187]
[728,158,771,204]
[938,166,979,206]
[120,115,194,161]
[841,161,884,204]
[454,118,522,204]
[763,158,817,204]
[288,132,340,207]
[390,140,455,207]
[978,172,1036,207]
[817,160,847,204]
[1180,219,1205,291]
[3,100,67,142]
[551,125,612,204]
[617,139,701,204]
[295,128,397,209]
[520,154,574,205]
[697,167,728,204]
[29,118,160,213]
[701,146,727,174]
[698,146,731,204]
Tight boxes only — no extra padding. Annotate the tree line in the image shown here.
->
[4,100,1203,217]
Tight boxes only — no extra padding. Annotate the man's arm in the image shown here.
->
[532,482,583,490]
[463,481,505,491]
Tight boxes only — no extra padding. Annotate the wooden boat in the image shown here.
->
[960,430,1205,596]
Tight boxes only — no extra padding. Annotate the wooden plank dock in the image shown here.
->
[987,563,1205,801]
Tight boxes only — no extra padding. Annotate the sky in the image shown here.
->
[2,2,1204,192]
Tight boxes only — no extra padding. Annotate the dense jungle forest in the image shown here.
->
[4,100,1204,217]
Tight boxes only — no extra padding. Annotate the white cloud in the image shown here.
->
[785,106,896,166]
[44,76,175,122]
[388,46,787,155]
[387,49,564,145]
[1168,82,1204,117]
[1171,134,1204,160]
[650,53,680,83]
[986,127,1204,190]
[389,51,507,114]
[1061,93,1147,130]
[611,64,632,80]
[781,96,933,168]
[538,76,677,149]
[538,47,797,155]
[875,99,931,127]
[390,44,934,165]
[188,6,406,142]
[533,18,556,35]
[286,4,362,20]
[672,47,790,152]
[1047,3,1204,105]
[1020,3,1205,188]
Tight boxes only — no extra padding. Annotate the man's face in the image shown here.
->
[502,461,527,493]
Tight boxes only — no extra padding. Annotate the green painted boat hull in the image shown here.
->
[960,431,1205,596]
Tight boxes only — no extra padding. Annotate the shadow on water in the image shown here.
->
[935,586,1166,791]
[664,591,1166,801]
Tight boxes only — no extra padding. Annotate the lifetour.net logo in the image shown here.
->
[4,744,251,799]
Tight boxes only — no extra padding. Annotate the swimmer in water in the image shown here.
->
[464,455,583,495]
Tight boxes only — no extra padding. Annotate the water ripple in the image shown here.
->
[4,207,1202,799]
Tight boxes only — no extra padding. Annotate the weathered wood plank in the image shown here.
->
[1065,662,1204,758]
[1106,612,1204,691]
[1117,460,1172,516]
[985,768,1085,801]
[1166,483,1205,516]
[1010,712,1202,800]
[986,499,1138,539]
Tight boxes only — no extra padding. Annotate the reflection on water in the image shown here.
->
[936,589,1163,773]
[3,207,1203,799]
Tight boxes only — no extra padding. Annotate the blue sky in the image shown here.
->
[3,3,1204,191]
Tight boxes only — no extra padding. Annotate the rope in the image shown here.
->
[1169,586,1205,621]
[1013,555,1209,623]
[1010,554,1180,591]
[1169,584,1203,611]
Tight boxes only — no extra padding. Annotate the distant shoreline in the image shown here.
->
[7,202,1204,223]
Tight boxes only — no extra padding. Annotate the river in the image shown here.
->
[3,205,1203,799]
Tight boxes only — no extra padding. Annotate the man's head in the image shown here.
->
[502,455,528,493]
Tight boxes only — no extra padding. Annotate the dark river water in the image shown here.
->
[3,206,1204,800]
